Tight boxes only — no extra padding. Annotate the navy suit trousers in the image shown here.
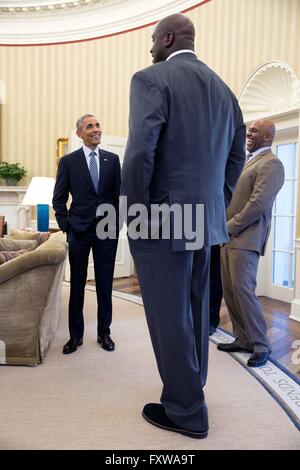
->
[67,222,118,340]
[129,237,210,432]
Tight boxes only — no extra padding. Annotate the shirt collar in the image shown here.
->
[82,144,100,158]
[166,49,196,61]
[250,146,272,159]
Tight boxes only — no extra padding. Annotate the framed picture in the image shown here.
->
[56,138,69,169]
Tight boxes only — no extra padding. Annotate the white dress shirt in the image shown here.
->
[247,146,272,163]
[166,49,196,61]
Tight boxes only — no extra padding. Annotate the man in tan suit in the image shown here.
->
[217,119,285,367]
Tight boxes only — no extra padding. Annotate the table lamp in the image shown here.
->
[22,177,56,232]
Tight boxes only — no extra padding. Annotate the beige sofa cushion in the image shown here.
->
[0,239,39,252]
[8,230,51,246]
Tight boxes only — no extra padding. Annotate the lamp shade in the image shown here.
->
[22,177,56,231]
[22,177,55,206]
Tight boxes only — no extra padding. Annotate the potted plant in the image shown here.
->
[0,162,27,186]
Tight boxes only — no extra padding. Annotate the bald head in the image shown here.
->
[150,13,195,63]
[156,13,195,42]
[246,119,275,153]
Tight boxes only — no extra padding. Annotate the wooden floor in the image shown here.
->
[111,276,300,380]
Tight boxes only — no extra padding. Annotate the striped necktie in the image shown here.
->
[89,151,99,192]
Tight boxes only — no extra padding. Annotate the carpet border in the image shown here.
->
[211,329,300,431]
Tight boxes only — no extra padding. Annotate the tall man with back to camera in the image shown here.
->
[217,119,285,367]
[121,13,246,438]
[53,114,121,355]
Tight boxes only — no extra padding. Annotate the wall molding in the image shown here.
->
[0,0,211,45]
[239,61,300,123]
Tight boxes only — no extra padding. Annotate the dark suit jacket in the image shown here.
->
[121,53,246,250]
[227,150,285,255]
[52,147,121,233]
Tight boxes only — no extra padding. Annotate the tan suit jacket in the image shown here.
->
[226,150,285,255]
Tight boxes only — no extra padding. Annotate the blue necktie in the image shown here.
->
[89,151,99,192]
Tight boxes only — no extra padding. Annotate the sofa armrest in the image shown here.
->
[0,242,67,285]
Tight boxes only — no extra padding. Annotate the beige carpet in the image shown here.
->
[0,285,299,450]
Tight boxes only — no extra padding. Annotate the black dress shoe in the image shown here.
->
[62,338,83,355]
[247,352,269,367]
[217,341,253,353]
[209,325,217,336]
[142,403,208,439]
[97,334,115,351]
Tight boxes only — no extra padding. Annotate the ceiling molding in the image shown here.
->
[0,0,116,16]
[0,0,210,45]
[239,61,300,123]
[0,1,98,10]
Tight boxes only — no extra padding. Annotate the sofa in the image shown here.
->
[0,231,68,366]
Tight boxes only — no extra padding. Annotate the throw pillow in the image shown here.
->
[0,249,28,265]
[9,230,41,241]
[38,232,51,245]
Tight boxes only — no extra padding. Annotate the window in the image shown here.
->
[272,143,298,288]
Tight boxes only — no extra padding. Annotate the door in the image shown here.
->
[100,134,134,278]
[257,134,298,302]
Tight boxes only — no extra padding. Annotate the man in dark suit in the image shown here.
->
[53,114,121,354]
[121,14,246,438]
[218,119,285,367]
